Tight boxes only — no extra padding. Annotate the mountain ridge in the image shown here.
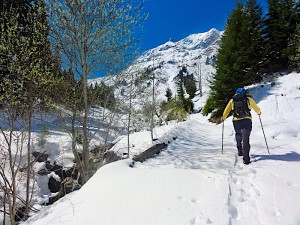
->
[92,28,223,113]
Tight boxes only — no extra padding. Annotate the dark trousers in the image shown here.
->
[233,119,252,163]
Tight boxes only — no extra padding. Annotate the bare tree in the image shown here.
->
[48,0,146,183]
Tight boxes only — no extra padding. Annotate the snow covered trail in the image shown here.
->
[134,80,300,225]
[133,112,300,225]
[22,73,300,225]
[137,117,236,173]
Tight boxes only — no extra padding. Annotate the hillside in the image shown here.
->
[91,28,222,112]
[22,72,300,225]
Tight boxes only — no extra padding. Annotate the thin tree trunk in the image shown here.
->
[82,42,89,183]
[3,192,6,225]
[71,109,84,180]
[151,58,155,142]
[127,73,134,158]
[25,102,33,220]
[8,124,17,224]
[198,63,202,97]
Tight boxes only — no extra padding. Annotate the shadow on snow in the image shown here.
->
[252,151,300,162]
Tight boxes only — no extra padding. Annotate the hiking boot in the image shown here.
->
[238,151,243,156]
[243,160,251,165]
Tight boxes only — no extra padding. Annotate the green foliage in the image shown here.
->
[177,77,194,113]
[139,68,152,82]
[0,0,60,111]
[76,132,83,145]
[56,70,116,111]
[289,23,300,71]
[161,99,188,122]
[166,107,187,122]
[89,81,116,110]
[244,0,265,82]
[177,80,185,102]
[203,0,264,120]
[160,81,192,122]
[202,95,216,116]
[262,0,299,72]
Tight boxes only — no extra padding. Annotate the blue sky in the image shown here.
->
[140,0,268,52]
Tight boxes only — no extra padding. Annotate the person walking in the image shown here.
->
[222,88,261,164]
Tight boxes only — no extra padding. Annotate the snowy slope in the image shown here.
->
[91,28,222,111]
[22,72,300,225]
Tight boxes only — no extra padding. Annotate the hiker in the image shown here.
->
[222,88,261,164]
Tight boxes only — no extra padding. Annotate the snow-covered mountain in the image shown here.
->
[92,28,222,111]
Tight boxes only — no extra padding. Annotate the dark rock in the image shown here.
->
[48,176,61,193]
[65,166,80,181]
[47,177,81,205]
[37,169,51,176]
[103,151,122,164]
[91,143,115,155]
[45,161,64,178]
[15,206,26,222]
[32,151,49,162]
[133,143,167,163]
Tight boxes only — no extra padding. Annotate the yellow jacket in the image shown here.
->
[222,96,261,121]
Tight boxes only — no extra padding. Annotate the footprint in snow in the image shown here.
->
[249,168,257,174]
[190,198,200,204]
[190,213,212,225]
[177,197,201,205]
[228,205,238,219]
[232,177,238,184]
[237,190,246,202]
[287,182,300,188]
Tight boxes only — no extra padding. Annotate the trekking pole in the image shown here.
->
[222,121,224,154]
[258,115,270,155]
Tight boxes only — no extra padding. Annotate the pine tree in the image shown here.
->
[177,79,193,113]
[165,87,172,102]
[202,0,265,121]
[290,23,300,71]
[177,79,185,104]
[202,2,248,119]
[185,77,197,99]
[244,0,265,82]
[263,0,299,72]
